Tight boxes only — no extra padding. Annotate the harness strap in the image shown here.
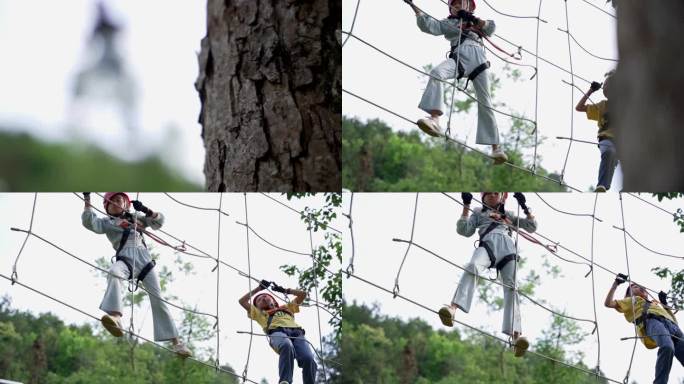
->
[635,301,652,327]
[112,222,154,292]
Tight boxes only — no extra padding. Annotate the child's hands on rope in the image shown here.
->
[659,291,669,307]
[271,283,290,295]
[461,192,473,206]
[132,200,153,216]
[589,81,602,93]
[614,273,628,285]
[258,280,272,290]
[456,10,480,24]
[513,193,530,215]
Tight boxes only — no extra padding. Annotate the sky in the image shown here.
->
[342,192,684,384]
[342,0,620,191]
[0,193,341,384]
[0,0,207,184]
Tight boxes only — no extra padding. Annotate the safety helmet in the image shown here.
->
[103,192,131,214]
[449,0,476,12]
[252,293,278,308]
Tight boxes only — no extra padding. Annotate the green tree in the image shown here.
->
[650,193,684,310]
[339,302,608,384]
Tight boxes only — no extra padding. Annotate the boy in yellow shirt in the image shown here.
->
[239,280,316,384]
[576,72,617,192]
[605,274,683,384]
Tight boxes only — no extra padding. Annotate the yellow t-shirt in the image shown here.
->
[249,302,301,333]
[585,100,613,140]
[615,296,676,348]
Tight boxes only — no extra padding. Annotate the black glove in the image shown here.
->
[83,192,91,200]
[513,192,530,215]
[659,291,669,307]
[132,200,152,215]
[590,81,602,92]
[271,283,288,294]
[461,192,473,206]
[615,273,628,285]
[259,280,272,290]
[456,10,479,24]
[403,0,413,4]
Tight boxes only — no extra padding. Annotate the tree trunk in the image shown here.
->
[196,0,341,192]
[614,2,684,191]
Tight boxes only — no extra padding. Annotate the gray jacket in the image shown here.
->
[82,208,164,253]
[416,13,496,47]
[457,207,537,239]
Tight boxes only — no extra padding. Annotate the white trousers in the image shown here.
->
[452,246,522,336]
[100,259,179,341]
[419,44,499,145]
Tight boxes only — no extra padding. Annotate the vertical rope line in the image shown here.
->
[129,192,140,371]
[510,199,521,345]
[559,0,575,182]
[445,0,465,139]
[392,193,420,296]
[531,0,543,171]
[344,192,356,276]
[11,192,38,283]
[590,192,602,380]
[618,193,639,384]
[216,192,223,370]
[242,193,254,382]
[308,226,329,384]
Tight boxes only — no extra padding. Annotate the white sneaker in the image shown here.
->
[491,148,508,165]
[417,117,443,137]
[595,185,607,192]
[438,306,455,327]
[172,342,192,359]
[101,314,124,338]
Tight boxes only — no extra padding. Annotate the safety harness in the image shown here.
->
[112,217,156,292]
[448,37,490,91]
[476,219,519,274]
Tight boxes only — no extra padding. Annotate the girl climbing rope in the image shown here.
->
[404,0,508,164]
[605,274,683,384]
[239,280,317,384]
[439,192,536,357]
[576,70,617,192]
[81,192,191,358]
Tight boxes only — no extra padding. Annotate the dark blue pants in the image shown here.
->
[268,328,317,384]
[646,317,684,384]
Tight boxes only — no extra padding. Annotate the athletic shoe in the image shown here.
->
[172,342,192,358]
[513,336,529,357]
[101,314,124,338]
[438,306,455,327]
[417,117,443,137]
[491,148,508,165]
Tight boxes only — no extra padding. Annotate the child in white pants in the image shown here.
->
[404,0,507,164]
[439,192,537,357]
[81,192,191,358]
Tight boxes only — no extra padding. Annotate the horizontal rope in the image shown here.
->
[0,272,260,384]
[347,271,621,383]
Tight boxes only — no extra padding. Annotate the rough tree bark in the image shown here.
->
[614,2,684,191]
[196,0,341,192]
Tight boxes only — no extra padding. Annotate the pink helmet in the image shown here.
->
[103,192,130,214]
[450,0,476,12]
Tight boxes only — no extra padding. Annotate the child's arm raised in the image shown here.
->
[81,193,109,234]
[604,274,626,309]
[238,280,269,312]
[576,82,602,112]
[456,193,478,237]
[288,288,308,305]
[132,200,164,230]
